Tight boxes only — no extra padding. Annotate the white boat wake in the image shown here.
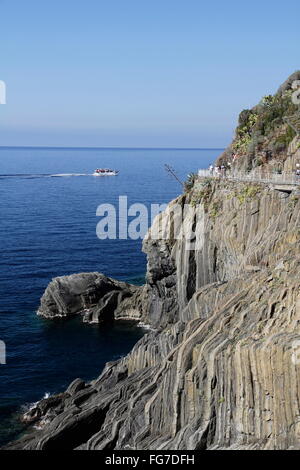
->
[0,173,91,179]
[49,173,89,177]
[0,172,119,179]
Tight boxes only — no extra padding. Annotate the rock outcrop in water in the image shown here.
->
[5,73,300,450]
[38,272,141,323]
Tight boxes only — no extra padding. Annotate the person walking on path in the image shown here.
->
[296,163,300,182]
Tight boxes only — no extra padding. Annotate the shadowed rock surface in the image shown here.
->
[38,272,141,324]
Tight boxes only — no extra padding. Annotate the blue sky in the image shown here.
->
[0,0,299,147]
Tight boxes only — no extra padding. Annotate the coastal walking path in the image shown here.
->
[198,169,300,191]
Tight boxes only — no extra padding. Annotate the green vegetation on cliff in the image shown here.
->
[218,71,300,171]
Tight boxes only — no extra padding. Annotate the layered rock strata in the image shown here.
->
[6,179,300,450]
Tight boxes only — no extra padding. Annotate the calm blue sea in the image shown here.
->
[0,147,220,445]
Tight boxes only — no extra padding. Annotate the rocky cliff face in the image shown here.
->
[5,75,300,451]
[6,178,300,450]
[217,70,300,173]
[37,272,141,323]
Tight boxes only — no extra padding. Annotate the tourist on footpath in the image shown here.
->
[296,163,300,181]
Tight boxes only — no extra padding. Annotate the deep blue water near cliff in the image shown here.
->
[0,147,219,445]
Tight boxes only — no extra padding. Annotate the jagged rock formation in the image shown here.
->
[38,272,141,323]
[6,179,300,450]
[4,74,300,450]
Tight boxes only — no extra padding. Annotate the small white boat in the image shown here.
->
[93,168,119,176]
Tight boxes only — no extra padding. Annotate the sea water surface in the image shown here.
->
[0,147,220,445]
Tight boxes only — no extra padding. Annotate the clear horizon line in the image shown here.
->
[0,145,225,151]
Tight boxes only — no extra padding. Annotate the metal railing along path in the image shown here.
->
[197,169,300,186]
